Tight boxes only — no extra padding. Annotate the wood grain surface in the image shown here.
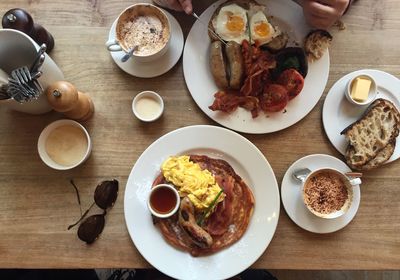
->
[0,0,399,270]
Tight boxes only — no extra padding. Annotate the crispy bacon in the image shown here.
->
[204,175,235,236]
[211,40,278,118]
[242,40,253,77]
[209,91,259,114]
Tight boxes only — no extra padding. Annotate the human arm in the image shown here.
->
[296,0,352,29]
[152,0,193,14]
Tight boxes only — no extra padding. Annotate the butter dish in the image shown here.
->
[345,74,377,106]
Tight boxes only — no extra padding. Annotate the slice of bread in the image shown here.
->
[346,139,396,170]
[341,98,400,169]
[361,139,396,170]
[304,30,332,62]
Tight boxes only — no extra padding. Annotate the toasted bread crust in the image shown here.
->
[304,29,332,62]
[341,98,400,170]
[360,139,396,170]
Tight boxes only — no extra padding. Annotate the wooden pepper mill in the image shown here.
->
[45,81,94,121]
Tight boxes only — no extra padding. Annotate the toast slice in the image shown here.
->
[304,30,332,62]
[346,139,396,170]
[341,98,400,169]
[361,139,396,170]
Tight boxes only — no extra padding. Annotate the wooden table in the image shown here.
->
[0,0,399,271]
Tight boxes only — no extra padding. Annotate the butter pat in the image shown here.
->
[351,77,372,102]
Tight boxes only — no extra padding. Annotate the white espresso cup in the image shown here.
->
[299,168,360,219]
[0,29,64,114]
[105,3,171,63]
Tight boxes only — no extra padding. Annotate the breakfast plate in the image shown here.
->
[183,0,329,134]
[107,9,183,78]
[281,154,361,234]
[322,69,400,163]
[124,125,280,280]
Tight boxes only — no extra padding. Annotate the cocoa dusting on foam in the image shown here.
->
[303,171,348,214]
[122,14,169,56]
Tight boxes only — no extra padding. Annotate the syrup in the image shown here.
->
[150,186,177,214]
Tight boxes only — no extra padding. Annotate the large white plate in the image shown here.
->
[183,0,329,134]
[322,69,400,163]
[281,154,360,234]
[124,125,280,280]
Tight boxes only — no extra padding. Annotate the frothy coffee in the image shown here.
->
[116,5,170,56]
[303,170,349,215]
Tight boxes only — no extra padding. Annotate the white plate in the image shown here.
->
[183,0,329,134]
[107,10,183,78]
[124,125,280,280]
[322,69,400,163]
[281,154,361,234]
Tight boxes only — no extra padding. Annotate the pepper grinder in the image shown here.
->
[2,8,55,53]
[45,81,94,121]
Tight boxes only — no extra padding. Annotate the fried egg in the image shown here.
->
[250,10,280,45]
[214,4,250,44]
[161,156,225,211]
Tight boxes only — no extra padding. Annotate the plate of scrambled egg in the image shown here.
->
[124,125,280,280]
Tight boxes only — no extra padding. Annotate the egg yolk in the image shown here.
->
[226,14,245,32]
[254,22,271,37]
[161,156,225,210]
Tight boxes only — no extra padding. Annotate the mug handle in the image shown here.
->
[106,39,122,52]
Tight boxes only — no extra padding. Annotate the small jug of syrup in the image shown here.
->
[148,184,180,218]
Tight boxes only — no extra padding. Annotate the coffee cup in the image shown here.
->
[0,29,64,114]
[37,119,92,170]
[105,3,171,63]
[299,168,359,219]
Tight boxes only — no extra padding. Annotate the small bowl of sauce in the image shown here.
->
[132,91,164,122]
[148,184,180,218]
[345,74,377,106]
[37,119,92,170]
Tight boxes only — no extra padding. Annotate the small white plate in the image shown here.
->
[281,154,360,234]
[107,9,183,78]
[322,69,400,163]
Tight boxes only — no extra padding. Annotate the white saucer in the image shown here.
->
[322,69,400,162]
[107,10,184,78]
[281,154,361,234]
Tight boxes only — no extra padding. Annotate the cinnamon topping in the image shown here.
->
[303,171,348,214]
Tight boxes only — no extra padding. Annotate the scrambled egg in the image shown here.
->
[161,156,225,210]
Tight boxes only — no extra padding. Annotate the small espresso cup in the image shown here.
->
[300,168,359,219]
[105,3,171,63]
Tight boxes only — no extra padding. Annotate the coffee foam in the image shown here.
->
[116,5,170,56]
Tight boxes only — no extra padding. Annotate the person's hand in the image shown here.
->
[301,0,350,29]
[153,0,193,14]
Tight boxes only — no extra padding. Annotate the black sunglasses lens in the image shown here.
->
[77,214,105,244]
[94,179,119,209]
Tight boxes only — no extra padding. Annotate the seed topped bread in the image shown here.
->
[341,98,400,170]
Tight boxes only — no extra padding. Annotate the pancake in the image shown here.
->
[152,155,255,256]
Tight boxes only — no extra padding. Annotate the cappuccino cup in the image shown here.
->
[106,3,171,63]
[301,168,358,219]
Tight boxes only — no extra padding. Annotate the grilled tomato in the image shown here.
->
[277,69,304,100]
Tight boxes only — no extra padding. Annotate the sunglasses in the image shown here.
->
[68,179,119,244]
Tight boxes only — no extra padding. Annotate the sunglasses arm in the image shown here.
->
[67,201,96,230]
